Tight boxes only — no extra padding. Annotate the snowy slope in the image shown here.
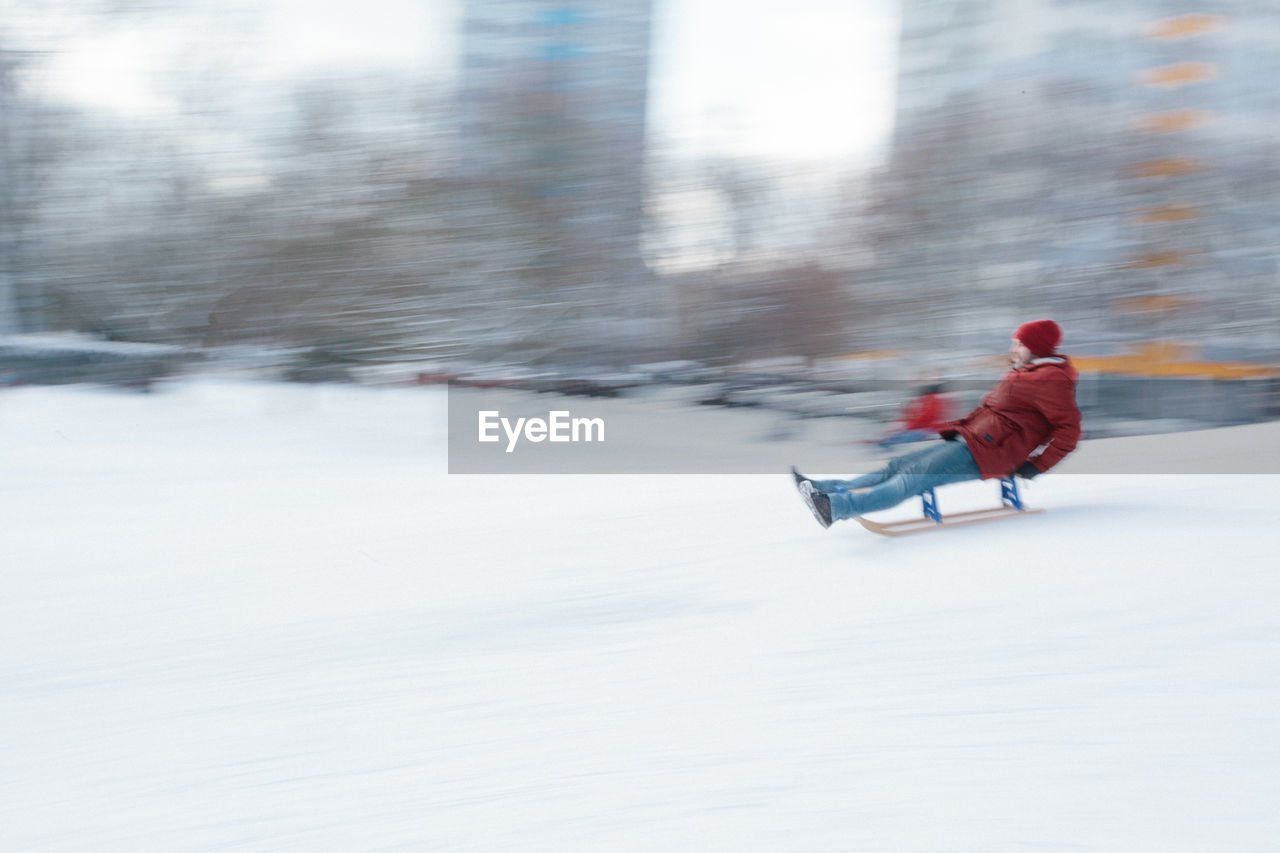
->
[3,380,1279,851]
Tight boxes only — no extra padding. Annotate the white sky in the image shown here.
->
[17,0,899,165]
[651,0,899,163]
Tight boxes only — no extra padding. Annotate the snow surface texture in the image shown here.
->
[3,380,1279,851]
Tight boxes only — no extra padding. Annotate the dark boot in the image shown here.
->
[799,481,833,529]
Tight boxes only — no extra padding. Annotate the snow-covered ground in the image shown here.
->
[3,379,1279,851]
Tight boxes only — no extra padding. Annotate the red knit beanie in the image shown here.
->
[1015,319,1062,357]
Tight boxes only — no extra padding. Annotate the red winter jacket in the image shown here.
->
[940,357,1082,479]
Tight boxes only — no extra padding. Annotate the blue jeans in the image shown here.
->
[811,440,982,520]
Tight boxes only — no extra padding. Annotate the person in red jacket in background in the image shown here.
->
[796,319,1082,529]
[873,382,954,450]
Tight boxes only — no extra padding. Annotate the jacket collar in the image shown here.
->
[1014,355,1069,372]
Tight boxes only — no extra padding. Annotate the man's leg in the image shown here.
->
[826,441,982,521]
[809,442,949,494]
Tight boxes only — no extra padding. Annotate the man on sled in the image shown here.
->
[795,320,1082,533]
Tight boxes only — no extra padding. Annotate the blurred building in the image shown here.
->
[876,2,1280,356]
[456,1,662,363]
[1,50,22,334]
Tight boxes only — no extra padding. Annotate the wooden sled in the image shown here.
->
[856,477,1044,537]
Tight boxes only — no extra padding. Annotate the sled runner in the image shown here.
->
[855,477,1044,537]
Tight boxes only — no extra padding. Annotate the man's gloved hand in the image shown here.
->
[940,430,959,441]
[1015,461,1041,480]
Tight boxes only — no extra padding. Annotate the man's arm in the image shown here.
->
[1019,376,1082,475]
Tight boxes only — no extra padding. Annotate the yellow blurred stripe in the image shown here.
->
[1073,340,1279,380]
[1114,296,1197,314]
[1138,62,1219,87]
[1133,204,1199,223]
[1124,250,1190,268]
[1136,110,1213,132]
[1143,14,1225,39]
[1130,157,1203,177]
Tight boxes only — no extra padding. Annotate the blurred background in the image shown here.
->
[2,0,1278,430]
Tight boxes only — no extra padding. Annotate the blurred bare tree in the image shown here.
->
[4,2,866,369]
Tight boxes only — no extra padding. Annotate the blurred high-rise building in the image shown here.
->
[456,1,659,363]
[0,50,22,334]
[877,1,1280,356]
[0,47,51,336]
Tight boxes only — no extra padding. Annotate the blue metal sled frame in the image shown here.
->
[857,477,1044,536]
